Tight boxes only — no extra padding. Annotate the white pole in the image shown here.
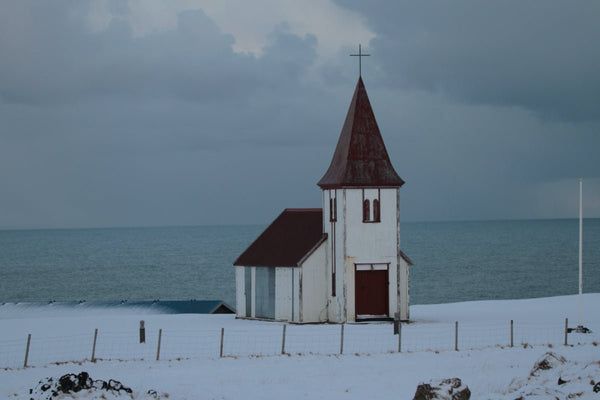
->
[578,178,583,327]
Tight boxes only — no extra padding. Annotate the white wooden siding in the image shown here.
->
[324,188,401,322]
[235,266,246,317]
[399,257,410,320]
[275,268,292,321]
[299,241,328,322]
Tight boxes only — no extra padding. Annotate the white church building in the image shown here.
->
[234,77,412,323]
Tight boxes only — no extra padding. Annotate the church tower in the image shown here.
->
[318,77,409,322]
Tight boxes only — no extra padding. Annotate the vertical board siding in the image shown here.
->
[275,268,293,321]
[300,242,328,322]
[235,267,246,317]
[245,267,252,317]
[255,267,275,319]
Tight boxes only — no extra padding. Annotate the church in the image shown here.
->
[234,75,412,323]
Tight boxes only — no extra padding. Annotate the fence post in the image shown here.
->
[454,321,459,351]
[91,328,98,362]
[340,324,344,355]
[564,318,568,346]
[24,334,31,368]
[156,329,162,361]
[281,325,287,355]
[510,320,514,348]
[220,328,224,358]
[398,322,402,353]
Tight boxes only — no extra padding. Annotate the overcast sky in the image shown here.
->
[1,0,599,229]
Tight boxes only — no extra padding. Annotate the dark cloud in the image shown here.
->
[0,1,598,229]
[0,1,338,228]
[338,1,600,122]
[0,5,251,104]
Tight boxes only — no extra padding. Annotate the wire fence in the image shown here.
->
[1,319,598,369]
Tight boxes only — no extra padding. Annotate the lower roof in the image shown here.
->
[234,208,325,267]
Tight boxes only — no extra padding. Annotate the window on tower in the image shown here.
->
[373,199,380,222]
[362,189,381,223]
[363,199,370,222]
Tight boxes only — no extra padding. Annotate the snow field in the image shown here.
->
[1,294,599,399]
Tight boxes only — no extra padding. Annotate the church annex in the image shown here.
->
[234,76,412,323]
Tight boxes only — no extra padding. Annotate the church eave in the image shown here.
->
[318,181,404,189]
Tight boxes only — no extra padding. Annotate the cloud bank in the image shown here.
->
[0,1,598,228]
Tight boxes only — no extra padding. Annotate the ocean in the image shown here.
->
[1,219,598,308]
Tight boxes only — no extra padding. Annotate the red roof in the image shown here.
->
[234,209,327,267]
[318,77,405,189]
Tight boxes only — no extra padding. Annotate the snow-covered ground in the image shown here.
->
[1,294,599,399]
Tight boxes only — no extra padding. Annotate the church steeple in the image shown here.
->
[318,77,405,189]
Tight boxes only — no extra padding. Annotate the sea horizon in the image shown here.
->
[1,216,598,232]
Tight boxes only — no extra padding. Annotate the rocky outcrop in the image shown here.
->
[29,372,159,400]
[501,352,600,399]
[413,377,471,400]
[529,352,566,376]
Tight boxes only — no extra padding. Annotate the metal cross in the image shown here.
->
[350,44,370,77]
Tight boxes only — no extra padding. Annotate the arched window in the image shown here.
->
[363,199,370,222]
[373,199,380,222]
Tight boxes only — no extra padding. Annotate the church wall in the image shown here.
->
[388,259,399,318]
[345,188,398,259]
[323,189,347,323]
[399,257,410,320]
[323,187,404,323]
[343,188,400,322]
[274,268,290,320]
[274,267,298,321]
[299,241,328,323]
[250,266,256,318]
[255,267,276,319]
[235,266,246,317]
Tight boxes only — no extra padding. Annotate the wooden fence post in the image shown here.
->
[510,320,514,348]
[24,334,31,368]
[281,325,287,355]
[564,318,568,346]
[454,321,458,351]
[340,324,344,355]
[398,322,402,353]
[91,328,98,362]
[219,328,224,358]
[156,329,162,361]
[393,312,400,335]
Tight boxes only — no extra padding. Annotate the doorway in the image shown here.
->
[355,264,389,318]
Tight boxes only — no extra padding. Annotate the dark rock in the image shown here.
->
[29,372,134,400]
[57,372,93,393]
[593,382,600,393]
[530,352,566,376]
[413,378,470,400]
[108,378,132,393]
[557,377,568,385]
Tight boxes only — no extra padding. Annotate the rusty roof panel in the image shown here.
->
[233,208,325,267]
[318,77,405,189]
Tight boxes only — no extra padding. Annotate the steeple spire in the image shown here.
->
[318,77,404,189]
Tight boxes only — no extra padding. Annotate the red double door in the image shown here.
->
[355,268,389,317]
